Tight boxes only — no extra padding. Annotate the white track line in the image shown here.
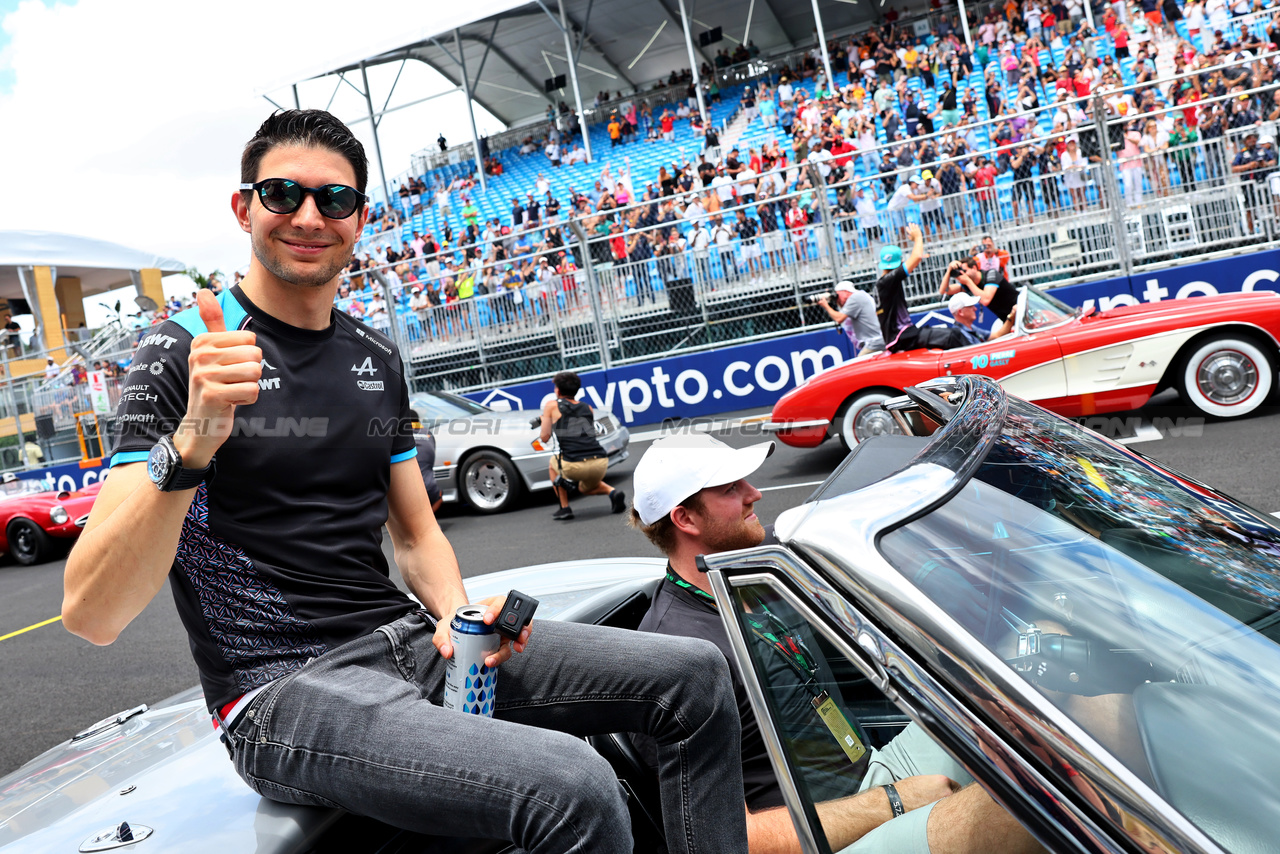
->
[1116,423,1165,445]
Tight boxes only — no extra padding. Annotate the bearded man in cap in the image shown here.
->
[627,434,1040,854]
[946,292,991,347]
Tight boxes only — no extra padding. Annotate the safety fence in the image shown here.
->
[334,51,1280,394]
[11,51,1267,410]
[0,322,140,454]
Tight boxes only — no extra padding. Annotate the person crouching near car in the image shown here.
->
[939,257,1017,341]
[627,433,1045,854]
[539,370,626,520]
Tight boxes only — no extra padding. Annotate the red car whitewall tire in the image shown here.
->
[1178,336,1274,418]
[837,390,902,451]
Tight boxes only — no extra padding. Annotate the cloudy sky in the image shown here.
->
[0,0,513,319]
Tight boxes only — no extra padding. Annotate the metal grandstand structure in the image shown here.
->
[323,42,1280,396]
[210,5,1280,403]
[262,0,896,204]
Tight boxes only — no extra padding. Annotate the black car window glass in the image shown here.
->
[879,399,1280,853]
[728,582,900,853]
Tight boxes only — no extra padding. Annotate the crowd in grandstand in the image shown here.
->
[329,0,1280,349]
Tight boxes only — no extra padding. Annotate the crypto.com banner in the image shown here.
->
[465,329,857,424]
[469,249,1280,425]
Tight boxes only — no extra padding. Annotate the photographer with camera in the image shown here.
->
[815,281,885,359]
[939,256,1017,341]
[538,370,627,520]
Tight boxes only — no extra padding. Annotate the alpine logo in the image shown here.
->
[261,358,278,371]
[351,357,378,376]
[357,380,384,391]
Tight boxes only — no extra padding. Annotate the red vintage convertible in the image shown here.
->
[0,476,101,565]
[765,287,1280,449]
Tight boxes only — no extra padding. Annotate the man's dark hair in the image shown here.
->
[241,110,369,194]
[553,371,581,397]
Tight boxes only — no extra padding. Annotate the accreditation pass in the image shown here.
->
[811,690,867,766]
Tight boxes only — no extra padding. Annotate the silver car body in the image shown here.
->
[410,392,630,512]
[0,559,665,854]
[7,376,1279,853]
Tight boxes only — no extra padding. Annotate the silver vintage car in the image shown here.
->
[4,376,1279,853]
[410,390,630,514]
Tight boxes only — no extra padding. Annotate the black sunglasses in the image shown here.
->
[239,178,367,219]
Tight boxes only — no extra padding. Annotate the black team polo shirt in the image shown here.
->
[109,285,417,714]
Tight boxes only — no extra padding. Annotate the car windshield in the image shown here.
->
[1019,286,1079,332]
[878,399,1280,853]
[409,392,490,427]
[0,477,53,500]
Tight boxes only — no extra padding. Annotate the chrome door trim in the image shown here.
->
[710,562,1137,854]
[765,377,1223,853]
[708,567,824,854]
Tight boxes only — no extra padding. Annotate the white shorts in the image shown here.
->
[742,242,761,259]
[763,232,784,252]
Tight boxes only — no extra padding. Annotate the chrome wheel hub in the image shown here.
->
[466,463,509,509]
[1198,351,1257,405]
[855,407,899,440]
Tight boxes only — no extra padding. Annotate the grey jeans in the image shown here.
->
[223,612,747,854]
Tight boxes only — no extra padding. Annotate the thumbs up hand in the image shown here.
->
[175,290,262,467]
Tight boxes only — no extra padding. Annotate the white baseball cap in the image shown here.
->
[834,280,856,293]
[948,292,981,313]
[633,433,775,525]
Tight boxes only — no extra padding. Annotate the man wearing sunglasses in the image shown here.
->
[63,109,747,854]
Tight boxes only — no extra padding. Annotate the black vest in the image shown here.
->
[553,398,606,461]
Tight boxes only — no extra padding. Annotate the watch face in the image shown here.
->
[147,441,171,485]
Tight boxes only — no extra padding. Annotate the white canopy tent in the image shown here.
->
[0,231,187,302]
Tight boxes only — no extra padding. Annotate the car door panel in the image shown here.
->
[940,335,1067,401]
[1058,328,1204,398]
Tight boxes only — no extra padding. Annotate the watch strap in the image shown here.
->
[168,456,216,491]
[882,783,905,818]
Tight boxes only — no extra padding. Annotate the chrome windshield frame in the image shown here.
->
[1016,285,1083,336]
[765,376,1225,854]
[708,554,1129,854]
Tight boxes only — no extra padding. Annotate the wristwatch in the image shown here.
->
[147,435,216,492]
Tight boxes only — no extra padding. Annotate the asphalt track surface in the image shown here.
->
[2,392,1279,778]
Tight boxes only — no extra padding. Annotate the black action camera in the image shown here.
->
[496,590,539,640]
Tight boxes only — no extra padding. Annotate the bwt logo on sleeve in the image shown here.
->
[138,332,178,350]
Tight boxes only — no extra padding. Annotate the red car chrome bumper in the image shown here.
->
[760,419,831,447]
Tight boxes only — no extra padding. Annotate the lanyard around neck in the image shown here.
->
[666,567,818,687]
